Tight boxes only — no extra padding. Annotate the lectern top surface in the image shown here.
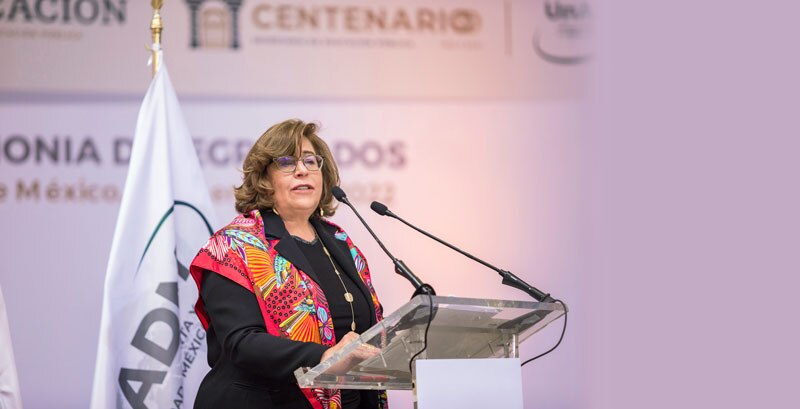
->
[295,295,566,390]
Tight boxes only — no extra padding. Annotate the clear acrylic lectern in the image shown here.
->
[295,295,566,391]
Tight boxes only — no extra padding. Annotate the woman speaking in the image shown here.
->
[189,119,388,409]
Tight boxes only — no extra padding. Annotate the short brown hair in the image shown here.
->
[234,119,340,216]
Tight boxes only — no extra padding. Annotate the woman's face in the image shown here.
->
[268,137,324,218]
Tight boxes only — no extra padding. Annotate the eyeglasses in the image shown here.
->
[272,154,324,173]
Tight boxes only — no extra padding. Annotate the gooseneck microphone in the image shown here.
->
[332,187,435,297]
[370,201,555,303]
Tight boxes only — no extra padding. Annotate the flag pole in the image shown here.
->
[150,0,163,77]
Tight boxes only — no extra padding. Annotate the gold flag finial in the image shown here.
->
[150,0,164,77]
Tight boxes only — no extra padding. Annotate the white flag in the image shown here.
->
[91,60,216,409]
[0,282,24,409]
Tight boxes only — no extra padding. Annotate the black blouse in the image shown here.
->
[293,235,373,408]
[293,235,372,340]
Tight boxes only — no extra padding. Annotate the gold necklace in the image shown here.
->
[320,240,357,332]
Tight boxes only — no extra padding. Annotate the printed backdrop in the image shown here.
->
[1,0,589,98]
[0,1,590,408]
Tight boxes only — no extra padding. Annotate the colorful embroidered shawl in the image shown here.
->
[190,210,387,409]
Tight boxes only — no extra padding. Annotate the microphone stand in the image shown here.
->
[333,188,435,298]
[370,201,567,368]
[372,202,555,303]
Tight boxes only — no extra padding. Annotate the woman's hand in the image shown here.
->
[319,331,380,375]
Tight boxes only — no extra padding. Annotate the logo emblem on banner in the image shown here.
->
[186,0,243,49]
[533,0,591,65]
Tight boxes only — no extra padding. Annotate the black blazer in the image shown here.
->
[194,211,381,409]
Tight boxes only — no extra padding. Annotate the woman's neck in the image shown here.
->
[280,212,316,241]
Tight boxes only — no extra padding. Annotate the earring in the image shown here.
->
[272,207,280,216]
[319,207,324,217]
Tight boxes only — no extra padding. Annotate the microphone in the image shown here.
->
[370,200,556,303]
[332,187,435,297]
[369,201,392,217]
